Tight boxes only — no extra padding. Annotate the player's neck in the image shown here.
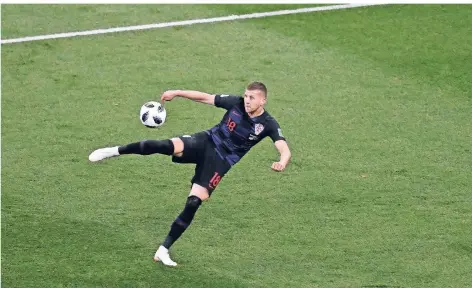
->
[248,108,265,118]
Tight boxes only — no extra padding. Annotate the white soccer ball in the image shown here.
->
[139,101,167,128]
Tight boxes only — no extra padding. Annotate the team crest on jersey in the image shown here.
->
[254,123,264,135]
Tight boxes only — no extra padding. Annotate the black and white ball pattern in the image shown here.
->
[139,101,167,128]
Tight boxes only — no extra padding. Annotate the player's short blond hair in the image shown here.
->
[247,82,267,98]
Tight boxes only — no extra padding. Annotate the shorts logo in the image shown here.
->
[254,123,264,135]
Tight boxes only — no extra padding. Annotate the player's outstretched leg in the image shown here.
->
[88,139,175,162]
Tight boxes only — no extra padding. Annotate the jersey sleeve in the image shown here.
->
[266,118,286,142]
[214,95,243,110]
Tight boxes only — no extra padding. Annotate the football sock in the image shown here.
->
[162,196,202,249]
[118,139,174,156]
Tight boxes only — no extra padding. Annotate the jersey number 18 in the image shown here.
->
[226,117,237,132]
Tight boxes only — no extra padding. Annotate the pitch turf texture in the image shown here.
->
[2,4,471,288]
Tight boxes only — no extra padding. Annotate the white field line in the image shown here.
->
[1,4,384,45]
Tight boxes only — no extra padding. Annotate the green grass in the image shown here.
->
[2,4,472,288]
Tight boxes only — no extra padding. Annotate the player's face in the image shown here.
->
[243,89,266,114]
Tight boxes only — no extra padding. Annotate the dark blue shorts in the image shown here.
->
[172,131,231,195]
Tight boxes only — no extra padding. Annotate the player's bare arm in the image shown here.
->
[161,90,215,105]
[271,140,291,172]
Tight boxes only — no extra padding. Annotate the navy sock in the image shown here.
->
[162,196,202,249]
[118,139,174,156]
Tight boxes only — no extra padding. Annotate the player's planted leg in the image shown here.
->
[89,139,176,162]
[163,196,202,248]
[154,195,203,266]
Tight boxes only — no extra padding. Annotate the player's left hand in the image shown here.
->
[271,162,286,172]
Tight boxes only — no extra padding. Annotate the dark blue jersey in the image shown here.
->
[205,94,286,166]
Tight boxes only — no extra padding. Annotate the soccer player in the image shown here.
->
[88,82,291,266]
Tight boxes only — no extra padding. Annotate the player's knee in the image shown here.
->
[186,195,203,208]
[173,196,202,228]
[174,152,183,157]
[189,183,210,201]
[171,138,184,155]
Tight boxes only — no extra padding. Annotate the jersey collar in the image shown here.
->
[248,110,267,122]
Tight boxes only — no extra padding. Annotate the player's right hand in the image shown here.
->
[160,90,178,102]
[271,162,286,172]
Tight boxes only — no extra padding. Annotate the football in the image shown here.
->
[140,101,167,128]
